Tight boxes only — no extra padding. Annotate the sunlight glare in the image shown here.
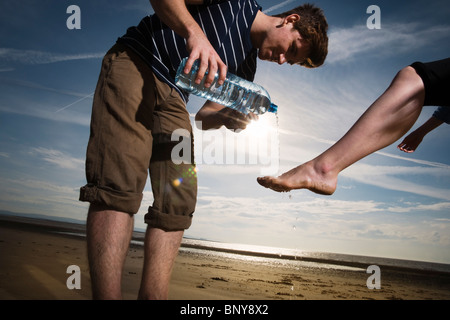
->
[245,116,274,138]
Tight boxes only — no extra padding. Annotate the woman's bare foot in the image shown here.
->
[257,161,338,195]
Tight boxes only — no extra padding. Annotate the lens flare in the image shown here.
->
[172,178,182,187]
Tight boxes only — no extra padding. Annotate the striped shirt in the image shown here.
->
[117,0,261,103]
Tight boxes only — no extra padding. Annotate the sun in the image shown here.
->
[245,115,277,138]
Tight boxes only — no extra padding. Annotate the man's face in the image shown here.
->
[258,14,310,66]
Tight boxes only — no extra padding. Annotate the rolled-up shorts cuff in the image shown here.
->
[145,207,193,231]
[79,183,143,215]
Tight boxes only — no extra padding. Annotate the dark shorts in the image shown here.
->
[410,58,450,107]
[79,43,197,231]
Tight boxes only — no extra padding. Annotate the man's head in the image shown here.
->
[257,3,328,68]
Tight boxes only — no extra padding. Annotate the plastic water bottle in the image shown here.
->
[175,57,278,115]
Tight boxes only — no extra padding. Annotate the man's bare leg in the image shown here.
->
[258,66,426,194]
[86,204,134,299]
[138,227,184,300]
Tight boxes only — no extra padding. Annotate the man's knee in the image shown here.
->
[396,66,425,90]
[392,66,425,102]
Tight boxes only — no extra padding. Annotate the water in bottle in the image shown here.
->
[175,57,278,115]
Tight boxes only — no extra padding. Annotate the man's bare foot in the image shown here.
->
[257,161,338,195]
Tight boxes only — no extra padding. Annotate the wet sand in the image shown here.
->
[1,216,450,300]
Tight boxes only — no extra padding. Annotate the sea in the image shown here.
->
[2,211,450,275]
[113,232,450,275]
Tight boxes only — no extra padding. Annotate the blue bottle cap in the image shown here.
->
[268,103,278,114]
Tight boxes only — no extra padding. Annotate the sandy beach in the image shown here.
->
[1,215,450,301]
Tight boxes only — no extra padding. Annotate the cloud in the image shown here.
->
[0,48,104,67]
[195,194,379,223]
[195,191,450,232]
[55,92,94,113]
[0,77,94,99]
[286,129,450,169]
[262,0,297,14]
[356,228,415,241]
[0,176,87,221]
[30,147,84,171]
[0,100,91,126]
[3,177,76,196]
[342,163,450,200]
[328,23,450,64]
[187,189,450,256]
[375,151,450,169]
[386,202,450,213]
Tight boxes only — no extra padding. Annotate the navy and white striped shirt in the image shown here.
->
[117,0,261,103]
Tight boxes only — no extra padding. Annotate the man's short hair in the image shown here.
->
[275,3,328,68]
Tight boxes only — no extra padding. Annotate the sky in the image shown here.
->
[1,0,450,264]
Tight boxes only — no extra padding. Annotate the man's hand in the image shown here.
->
[185,33,227,88]
[195,101,258,131]
[150,0,227,87]
[219,108,258,132]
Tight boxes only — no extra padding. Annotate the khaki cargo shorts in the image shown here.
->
[79,43,197,231]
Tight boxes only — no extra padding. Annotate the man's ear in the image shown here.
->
[276,13,300,28]
[285,13,300,24]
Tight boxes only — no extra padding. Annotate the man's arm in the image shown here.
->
[397,115,444,153]
[195,101,257,131]
[149,0,227,87]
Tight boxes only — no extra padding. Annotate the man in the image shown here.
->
[79,0,328,299]
[258,58,450,194]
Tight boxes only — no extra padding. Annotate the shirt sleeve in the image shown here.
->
[235,49,258,82]
[432,106,450,124]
